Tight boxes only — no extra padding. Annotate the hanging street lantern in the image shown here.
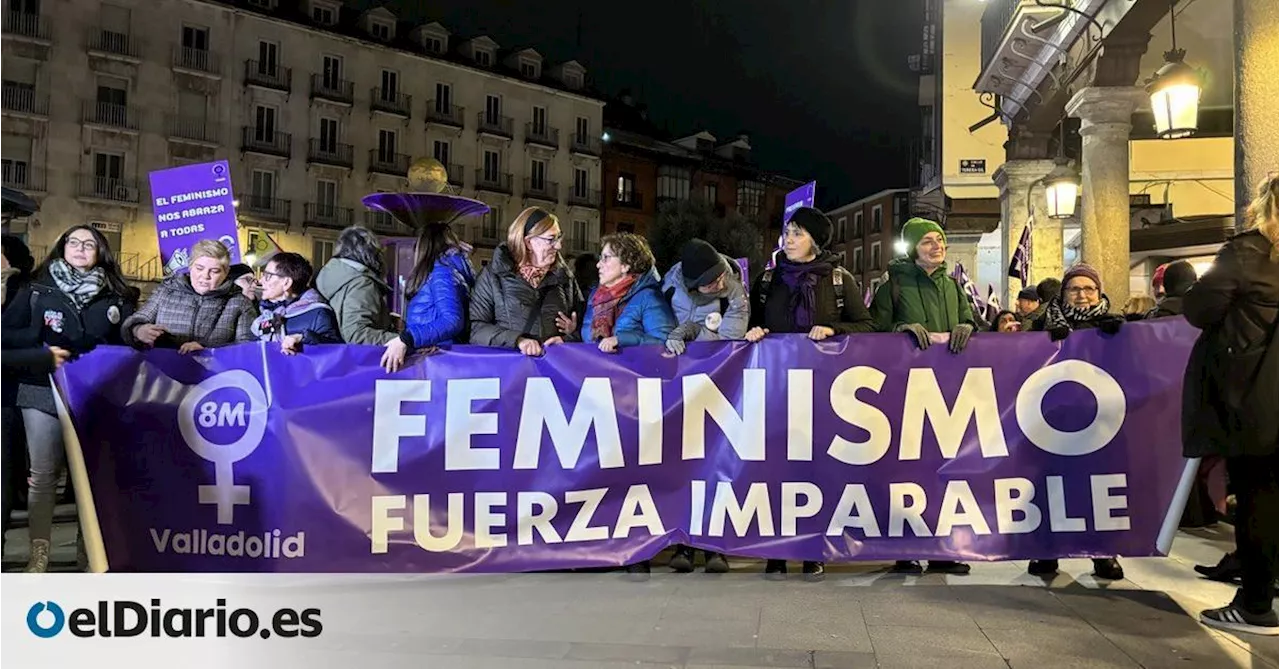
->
[1146,1,1202,139]
[1043,156,1080,220]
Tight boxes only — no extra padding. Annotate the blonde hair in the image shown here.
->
[506,207,559,266]
[191,239,231,264]
[1248,173,1278,261]
[1123,295,1156,316]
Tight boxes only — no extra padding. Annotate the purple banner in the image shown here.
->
[55,320,1196,573]
[148,160,240,274]
[783,181,816,223]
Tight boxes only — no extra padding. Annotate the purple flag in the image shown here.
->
[986,284,1002,322]
[950,262,985,316]
[863,283,873,308]
[149,160,240,274]
[1008,223,1031,286]
[768,181,817,269]
[56,322,1197,573]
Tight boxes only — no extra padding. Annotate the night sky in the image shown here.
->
[383,0,923,209]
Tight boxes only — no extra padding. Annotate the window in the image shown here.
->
[484,94,501,123]
[96,76,128,106]
[519,60,538,78]
[318,117,339,152]
[315,179,337,216]
[434,83,451,112]
[181,25,208,51]
[872,205,883,233]
[703,182,718,204]
[254,105,276,139]
[736,181,764,217]
[312,5,334,24]
[371,22,391,41]
[616,174,635,202]
[529,159,547,190]
[251,169,275,205]
[312,239,334,269]
[377,129,397,161]
[564,72,582,89]
[854,211,864,237]
[656,165,690,202]
[475,49,492,66]
[257,41,278,75]
[380,70,398,99]
[482,150,500,181]
[871,241,882,270]
[93,152,123,180]
[572,219,588,250]
[836,216,847,243]
[482,205,502,239]
[432,140,450,166]
[425,37,442,54]
[321,55,342,89]
[575,116,589,140]
[2,135,31,187]
[853,247,864,273]
[531,106,547,136]
[573,168,589,197]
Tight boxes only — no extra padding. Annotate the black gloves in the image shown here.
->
[1048,326,1071,342]
[949,323,975,353]
[1098,316,1124,335]
[896,323,931,350]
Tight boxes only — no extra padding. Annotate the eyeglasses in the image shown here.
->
[1066,286,1099,295]
[66,238,99,252]
[531,234,563,246]
[260,270,284,281]
[600,252,619,261]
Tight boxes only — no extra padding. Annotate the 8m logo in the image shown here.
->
[25,599,322,639]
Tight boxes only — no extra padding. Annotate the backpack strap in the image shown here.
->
[832,270,845,311]
[719,297,729,315]
[756,269,773,308]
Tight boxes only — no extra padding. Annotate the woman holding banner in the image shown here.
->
[315,226,407,372]
[1,225,138,571]
[580,232,675,354]
[251,252,342,353]
[399,219,475,352]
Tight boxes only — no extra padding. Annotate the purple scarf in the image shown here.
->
[775,256,834,330]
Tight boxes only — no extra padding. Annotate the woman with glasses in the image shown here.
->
[581,232,676,355]
[1,225,138,572]
[469,207,583,355]
[250,252,341,354]
[1027,262,1126,581]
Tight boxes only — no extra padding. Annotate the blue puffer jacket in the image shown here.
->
[252,288,342,345]
[580,267,676,347]
[403,248,476,348]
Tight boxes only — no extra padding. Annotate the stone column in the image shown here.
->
[1235,0,1279,228]
[994,159,1058,306]
[1066,87,1146,306]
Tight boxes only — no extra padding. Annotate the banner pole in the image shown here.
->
[52,379,109,573]
[1157,457,1201,555]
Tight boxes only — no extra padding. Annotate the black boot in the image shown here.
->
[1092,557,1124,580]
[1194,552,1242,583]
[625,560,651,582]
[704,551,729,574]
[764,559,787,580]
[926,560,971,575]
[890,560,923,574]
[1028,559,1059,576]
[802,561,825,582]
[669,546,695,573]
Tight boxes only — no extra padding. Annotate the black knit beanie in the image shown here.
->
[787,207,833,251]
[680,238,729,289]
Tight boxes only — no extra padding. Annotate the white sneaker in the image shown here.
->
[1201,602,1279,636]
[24,539,50,573]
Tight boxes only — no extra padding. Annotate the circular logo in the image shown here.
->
[27,602,65,638]
[178,371,269,465]
[705,312,723,332]
[107,305,121,325]
[212,164,226,176]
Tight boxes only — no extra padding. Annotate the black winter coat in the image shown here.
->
[1146,295,1185,319]
[1181,230,1278,458]
[468,244,583,348]
[749,253,876,335]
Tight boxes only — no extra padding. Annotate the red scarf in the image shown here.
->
[590,274,637,340]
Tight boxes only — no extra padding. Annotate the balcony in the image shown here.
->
[368,150,410,177]
[474,170,512,194]
[615,191,644,209]
[975,0,1078,114]
[570,133,601,157]
[120,253,162,282]
[310,74,354,105]
[476,112,513,139]
[240,126,292,158]
[4,11,50,44]
[524,178,558,203]
[371,88,411,118]
[82,100,139,132]
[2,83,48,118]
[426,101,464,128]
[2,165,47,193]
[445,163,463,187]
[87,30,142,61]
[167,115,220,145]
[304,203,354,230]
[241,196,292,225]
[364,209,409,236]
[307,139,354,168]
[78,174,140,205]
[525,123,560,149]
[568,188,601,208]
[244,60,291,92]
[172,46,220,76]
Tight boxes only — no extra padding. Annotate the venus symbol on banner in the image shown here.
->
[177,370,270,524]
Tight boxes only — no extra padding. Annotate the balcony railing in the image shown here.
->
[87,30,141,59]
[82,100,139,131]
[426,101,464,127]
[476,112,513,138]
[368,150,410,177]
[310,74,354,104]
[981,0,1030,72]
[525,123,560,148]
[78,174,140,204]
[4,11,50,41]
[2,165,46,192]
[167,115,220,144]
[571,133,601,156]
[615,191,644,209]
[120,253,163,282]
[364,209,409,235]
[240,126,292,158]
[2,83,48,116]
[307,139,354,168]
[568,188,601,208]
[524,178,558,202]
[241,196,292,224]
[474,170,512,194]
[445,163,463,186]
[304,203,354,229]
[173,46,220,75]
[244,60,291,91]
[371,88,411,117]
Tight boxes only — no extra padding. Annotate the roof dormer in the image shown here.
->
[504,48,543,80]
[460,36,499,67]
[549,60,587,90]
[304,0,341,27]
[673,131,717,154]
[715,134,751,161]
[410,22,449,55]
[361,7,396,42]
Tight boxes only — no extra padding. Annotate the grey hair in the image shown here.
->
[334,225,385,274]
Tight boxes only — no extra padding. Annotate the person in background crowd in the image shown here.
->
[400,220,475,353]
[315,226,406,372]
[869,216,975,576]
[581,232,675,355]
[2,234,34,312]
[1028,263,1126,581]
[230,263,259,302]
[1020,278,1061,331]
[573,253,599,301]
[1147,260,1197,319]
[1015,286,1040,319]
[470,207,581,356]
[1123,295,1157,321]
[1184,173,1279,636]
[251,252,341,354]
[746,207,874,582]
[990,310,1020,333]
[122,239,255,354]
[0,234,35,549]
[663,238,750,356]
[1151,263,1169,300]
[2,225,138,572]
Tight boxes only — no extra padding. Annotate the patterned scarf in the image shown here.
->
[518,245,555,288]
[775,256,835,330]
[48,259,107,311]
[590,274,637,341]
[1044,294,1112,332]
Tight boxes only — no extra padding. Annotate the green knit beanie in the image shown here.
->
[901,217,946,257]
